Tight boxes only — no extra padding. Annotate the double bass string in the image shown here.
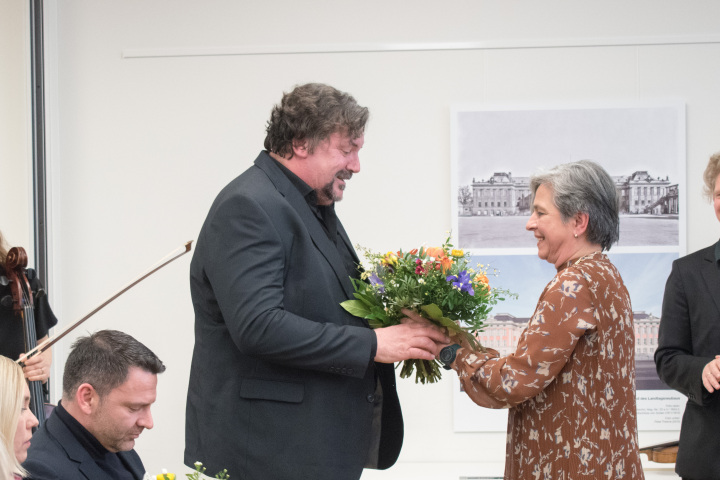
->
[20,285,37,355]
[11,258,48,426]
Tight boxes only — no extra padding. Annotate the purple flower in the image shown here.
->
[369,272,385,293]
[446,270,474,296]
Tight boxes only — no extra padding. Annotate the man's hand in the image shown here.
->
[702,355,720,393]
[374,309,450,363]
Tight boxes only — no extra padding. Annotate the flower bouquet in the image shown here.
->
[341,236,512,384]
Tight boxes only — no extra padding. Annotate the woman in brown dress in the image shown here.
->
[443,160,644,479]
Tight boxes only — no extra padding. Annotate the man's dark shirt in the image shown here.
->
[272,156,360,281]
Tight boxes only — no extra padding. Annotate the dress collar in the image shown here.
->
[559,251,604,272]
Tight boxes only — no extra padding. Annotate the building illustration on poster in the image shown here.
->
[450,102,687,433]
[459,170,678,217]
[457,169,680,249]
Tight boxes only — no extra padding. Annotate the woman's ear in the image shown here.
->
[574,211,590,236]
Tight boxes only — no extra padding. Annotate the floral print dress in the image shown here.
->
[453,252,644,480]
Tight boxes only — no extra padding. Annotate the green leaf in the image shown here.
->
[340,299,372,318]
[353,291,379,309]
[420,304,464,335]
[367,318,384,329]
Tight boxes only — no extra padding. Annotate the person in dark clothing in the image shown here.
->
[655,150,720,480]
[0,230,57,386]
[185,83,448,480]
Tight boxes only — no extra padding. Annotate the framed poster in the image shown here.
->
[450,102,686,432]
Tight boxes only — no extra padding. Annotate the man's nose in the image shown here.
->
[138,409,154,430]
[348,152,360,173]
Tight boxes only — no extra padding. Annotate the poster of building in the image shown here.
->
[450,103,686,432]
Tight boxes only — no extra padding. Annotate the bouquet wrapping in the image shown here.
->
[341,237,511,384]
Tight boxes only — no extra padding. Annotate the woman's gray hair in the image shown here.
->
[530,160,620,251]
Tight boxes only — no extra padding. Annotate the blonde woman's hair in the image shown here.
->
[0,356,28,478]
[703,151,720,200]
[0,432,14,480]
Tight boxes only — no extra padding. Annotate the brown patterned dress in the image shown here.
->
[453,252,644,480]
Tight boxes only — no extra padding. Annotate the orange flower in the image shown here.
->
[409,248,419,255]
[474,274,490,288]
[439,255,453,273]
[424,247,445,258]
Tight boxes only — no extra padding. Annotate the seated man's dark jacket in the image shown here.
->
[23,403,145,480]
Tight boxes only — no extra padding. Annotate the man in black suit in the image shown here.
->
[23,329,165,480]
[184,83,448,480]
[656,151,720,480]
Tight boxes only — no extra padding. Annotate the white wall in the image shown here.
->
[0,0,33,252]
[36,1,720,478]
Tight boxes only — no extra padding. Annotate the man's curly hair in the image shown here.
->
[264,83,368,158]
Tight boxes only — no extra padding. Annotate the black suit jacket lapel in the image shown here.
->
[254,153,355,299]
[118,451,146,480]
[46,413,113,480]
[337,219,360,266]
[700,247,720,317]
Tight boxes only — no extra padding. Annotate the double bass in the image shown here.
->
[3,246,49,426]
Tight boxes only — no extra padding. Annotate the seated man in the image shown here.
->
[23,329,165,480]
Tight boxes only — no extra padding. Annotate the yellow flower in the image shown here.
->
[382,252,398,266]
[450,249,464,258]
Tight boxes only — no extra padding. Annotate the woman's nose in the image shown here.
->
[526,214,536,231]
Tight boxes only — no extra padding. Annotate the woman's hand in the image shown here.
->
[19,336,52,383]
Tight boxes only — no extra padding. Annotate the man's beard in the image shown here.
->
[317,170,353,204]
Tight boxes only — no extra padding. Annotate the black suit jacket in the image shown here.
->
[22,410,145,480]
[655,243,720,479]
[184,152,403,480]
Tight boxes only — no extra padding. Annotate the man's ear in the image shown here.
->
[75,383,98,415]
[291,139,309,159]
